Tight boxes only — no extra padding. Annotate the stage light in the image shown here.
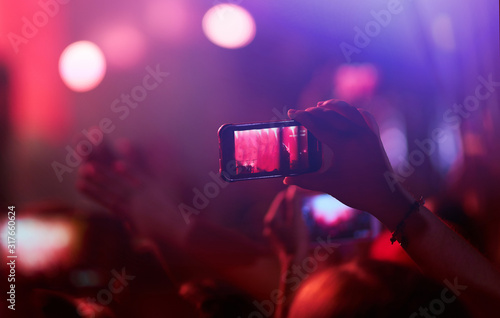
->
[310,194,353,225]
[202,4,256,49]
[59,41,106,92]
[1,218,74,273]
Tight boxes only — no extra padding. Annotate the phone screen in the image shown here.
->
[218,120,321,182]
[234,126,309,175]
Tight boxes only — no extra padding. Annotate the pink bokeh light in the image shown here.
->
[202,4,256,49]
[144,0,191,43]
[334,64,378,102]
[1,218,75,273]
[96,24,146,69]
[58,41,106,92]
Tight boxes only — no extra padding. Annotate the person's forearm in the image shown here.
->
[377,188,500,316]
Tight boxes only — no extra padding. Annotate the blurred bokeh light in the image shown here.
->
[96,24,146,69]
[1,218,75,273]
[58,41,106,92]
[310,194,353,226]
[333,64,378,102]
[144,0,191,43]
[202,4,256,49]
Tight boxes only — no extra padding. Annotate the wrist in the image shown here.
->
[371,186,416,232]
[390,196,425,248]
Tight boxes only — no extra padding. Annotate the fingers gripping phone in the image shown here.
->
[218,120,322,182]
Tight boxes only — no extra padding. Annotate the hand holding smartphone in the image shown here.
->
[218,120,322,182]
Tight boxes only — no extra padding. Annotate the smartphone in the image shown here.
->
[218,120,322,182]
[300,192,381,244]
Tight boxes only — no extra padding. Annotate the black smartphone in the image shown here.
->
[218,120,322,182]
[299,192,381,244]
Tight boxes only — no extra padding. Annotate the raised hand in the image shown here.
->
[284,100,412,227]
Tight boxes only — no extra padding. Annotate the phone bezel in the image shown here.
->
[218,120,322,182]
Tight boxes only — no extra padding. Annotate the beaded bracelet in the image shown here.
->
[390,196,425,249]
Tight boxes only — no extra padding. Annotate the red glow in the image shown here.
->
[370,231,414,265]
[7,3,72,144]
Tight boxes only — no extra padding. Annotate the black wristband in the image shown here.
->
[390,196,425,249]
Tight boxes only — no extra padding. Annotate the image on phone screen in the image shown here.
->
[234,126,309,175]
[218,120,321,182]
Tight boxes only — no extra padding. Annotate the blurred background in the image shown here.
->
[0,0,498,317]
